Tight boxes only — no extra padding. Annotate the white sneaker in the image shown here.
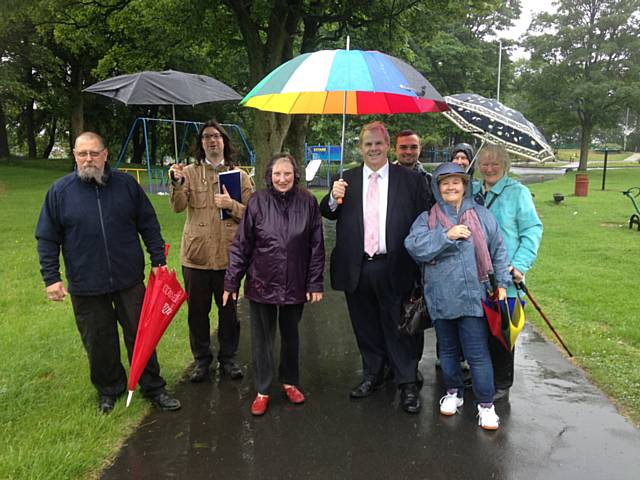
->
[439,392,463,416]
[477,404,500,430]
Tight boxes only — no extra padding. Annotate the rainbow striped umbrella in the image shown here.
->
[241,49,448,114]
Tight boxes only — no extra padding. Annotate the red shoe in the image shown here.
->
[251,394,269,416]
[282,384,305,404]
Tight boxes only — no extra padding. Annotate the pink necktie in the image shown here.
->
[364,172,379,257]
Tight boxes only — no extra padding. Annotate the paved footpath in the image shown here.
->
[102,231,640,480]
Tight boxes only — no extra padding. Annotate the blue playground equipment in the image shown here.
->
[305,144,342,188]
[114,117,255,193]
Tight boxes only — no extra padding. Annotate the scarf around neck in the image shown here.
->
[428,203,493,283]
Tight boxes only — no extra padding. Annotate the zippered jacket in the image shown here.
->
[224,182,324,305]
[405,162,510,320]
[169,162,253,270]
[36,164,166,295]
[472,175,543,297]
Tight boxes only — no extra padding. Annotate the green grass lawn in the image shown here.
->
[524,170,640,425]
[1,159,639,479]
[0,158,192,480]
[554,148,636,163]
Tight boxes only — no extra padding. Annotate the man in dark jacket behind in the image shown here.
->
[35,131,180,414]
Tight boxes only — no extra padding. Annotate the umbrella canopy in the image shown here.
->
[443,93,554,162]
[509,297,525,348]
[84,70,241,162]
[482,295,510,351]
[482,293,526,352]
[84,69,241,105]
[126,267,187,406]
[241,49,448,114]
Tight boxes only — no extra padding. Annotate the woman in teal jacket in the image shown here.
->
[473,144,543,402]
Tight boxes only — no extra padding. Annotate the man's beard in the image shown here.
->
[77,164,105,185]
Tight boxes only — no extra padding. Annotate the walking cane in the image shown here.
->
[517,282,573,357]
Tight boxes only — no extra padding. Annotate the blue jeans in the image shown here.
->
[434,316,495,404]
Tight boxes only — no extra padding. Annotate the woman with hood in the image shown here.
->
[450,142,476,176]
[474,144,543,402]
[223,153,325,416]
[405,162,510,430]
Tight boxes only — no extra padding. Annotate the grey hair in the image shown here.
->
[74,131,105,150]
[477,144,511,172]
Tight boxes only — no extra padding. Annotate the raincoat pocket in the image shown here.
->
[183,229,209,265]
[189,186,209,209]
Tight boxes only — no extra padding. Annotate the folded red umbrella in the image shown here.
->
[482,295,510,351]
[126,260,187,406]
[482,273,510,351]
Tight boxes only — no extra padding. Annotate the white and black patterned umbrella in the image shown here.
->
[443,93,554,162]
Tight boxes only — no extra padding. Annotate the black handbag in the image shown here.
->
[398,283,431,336]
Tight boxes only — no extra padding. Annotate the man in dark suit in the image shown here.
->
[320,121,429,414]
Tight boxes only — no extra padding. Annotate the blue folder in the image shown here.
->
[218,170,242,220]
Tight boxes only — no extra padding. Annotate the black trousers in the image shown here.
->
[182,266,240,367]
[345,257,418,386]
[249,301,304,395]
[489,336,515,390]
[70,282,166,398]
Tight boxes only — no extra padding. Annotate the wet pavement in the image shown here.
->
[102,225,640,480]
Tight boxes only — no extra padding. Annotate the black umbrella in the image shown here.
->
[443,93,554,163]
[84,70,241,161]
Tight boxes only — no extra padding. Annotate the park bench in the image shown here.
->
[622,187,640,231]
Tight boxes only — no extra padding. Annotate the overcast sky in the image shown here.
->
[500,0,558,58]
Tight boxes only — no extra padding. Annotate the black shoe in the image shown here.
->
[400,384,421,414]
[493,387,510,403]
[350,379,383,399]
[149,392,181,411]
[189,364,209,383]
[219,360,244,380]
[98,394,116,414]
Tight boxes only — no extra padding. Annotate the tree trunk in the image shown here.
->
[0,101,9,159]
[69,61,84,148]
[285,115,310,187]
[24,99,37,158]
[42,117,58,159]
[578,121,592,172]
[251,110,291,189]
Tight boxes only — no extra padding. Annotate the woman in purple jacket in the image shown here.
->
[223,153,325,416]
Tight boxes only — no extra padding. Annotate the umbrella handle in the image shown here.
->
[334,177,345,205]
[126,390,134,407]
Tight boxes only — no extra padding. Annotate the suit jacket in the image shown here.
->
[320,163,429,294]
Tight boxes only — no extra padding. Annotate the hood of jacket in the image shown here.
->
[430,162,475,218]
[450,143,475,176]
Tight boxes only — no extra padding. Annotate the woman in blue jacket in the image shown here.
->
[405,162,510,430]
[474,145,543,402]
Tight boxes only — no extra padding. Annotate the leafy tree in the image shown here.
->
[519,0,640,171]
[222,0,522,185]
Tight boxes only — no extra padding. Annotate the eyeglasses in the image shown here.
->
[74,150,104,158]
[398,145,419,151]
[203,133,223,140]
